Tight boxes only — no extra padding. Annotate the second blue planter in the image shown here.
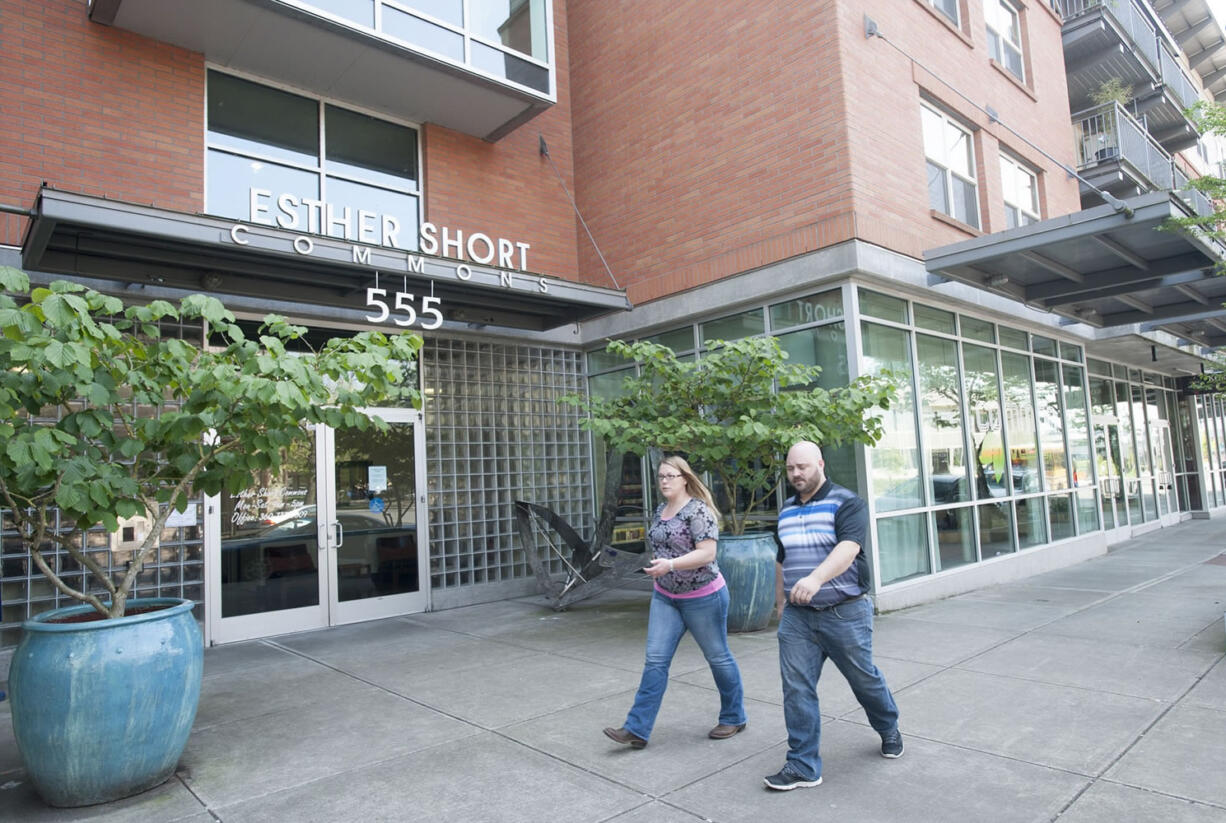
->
[716,532,777,632]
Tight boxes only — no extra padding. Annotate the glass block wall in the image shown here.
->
[422,337,590,590]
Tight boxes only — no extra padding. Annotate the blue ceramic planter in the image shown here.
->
[716,532,776,632]
[9,597,203,807]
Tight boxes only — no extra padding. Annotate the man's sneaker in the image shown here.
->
[880,728,904,758]
[763,766,822,791]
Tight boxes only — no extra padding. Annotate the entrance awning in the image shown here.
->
[924,192,1226,350]
[21,189,630,332]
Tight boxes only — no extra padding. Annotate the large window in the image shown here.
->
[206,71,420,248]
[1000,154,1039,228]
[922,104,980,229]
[986,0,1025,82]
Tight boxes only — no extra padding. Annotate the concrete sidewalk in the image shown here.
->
[1,520,1224,822]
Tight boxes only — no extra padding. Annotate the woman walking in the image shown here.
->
[603,455,747,749]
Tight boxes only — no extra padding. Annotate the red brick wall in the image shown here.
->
[423,1,585,287]
[567,0,1080,305]
[0,0,204,246]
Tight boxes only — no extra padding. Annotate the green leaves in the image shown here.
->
[567,336,900,533]
[0,272,424,614]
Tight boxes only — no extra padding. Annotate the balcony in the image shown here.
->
[1073,102,1174,204]
[88,0,555,142]
[1062,0,1201,152]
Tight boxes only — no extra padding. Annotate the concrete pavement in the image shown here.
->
[1,519,1224,822]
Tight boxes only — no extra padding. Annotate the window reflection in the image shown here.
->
[1117,381,1142,524]
[1062,365,1092,487]
[1033,359,1068,490]
[863,323,921,512]
[1000,352,1040,494]
[934,506,975,570]
[963,344,1007,500]
[877,513,930,584]
[977,501,1014,557]
[1015,496,1047,548]
[917,334,969,504]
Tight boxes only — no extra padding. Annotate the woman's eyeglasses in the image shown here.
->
[657,473,683,481]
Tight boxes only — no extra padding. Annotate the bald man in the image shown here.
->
[763,441,902,792]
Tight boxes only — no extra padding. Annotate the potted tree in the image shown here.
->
[568,336,897,631]
[0,267,422,807]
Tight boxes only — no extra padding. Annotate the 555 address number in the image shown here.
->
[365,288,444,330]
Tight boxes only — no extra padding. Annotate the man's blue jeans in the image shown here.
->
[623,586,746,740]
[777,596,899,780]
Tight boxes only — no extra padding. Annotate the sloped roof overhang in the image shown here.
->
[21,189,630,332]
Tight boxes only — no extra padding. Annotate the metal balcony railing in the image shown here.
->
[1063,0,1159,77]
[1158,42,1200,111]
[1073,102,1173,189]
[1173,166,1216,219]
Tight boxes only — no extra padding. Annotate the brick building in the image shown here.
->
[2,0,1225,645]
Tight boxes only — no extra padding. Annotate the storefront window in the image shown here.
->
[960,316,995,344]
[914,303,956,335]
[1062,365,1092,488]
[860,290,908,324]
[1000,352,1039,494]
[863,323,921,512]
[877,513,930,584]
[963,344,1007,500]
[1118,382,1142,523]
[1033,359,1068,490]
[644,327,696,353]
[916,334,970,504]
[1015,496,1047,548]
[701,309,765,344]
[978,500,1015,557]
[935,506,976,570]
[770,289,843,330]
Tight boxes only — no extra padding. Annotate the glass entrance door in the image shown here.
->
[207,409,427,643]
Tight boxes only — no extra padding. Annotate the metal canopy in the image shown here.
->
[924,191,1226,348]
[22,189,630,332]
[1152,0,1226,103]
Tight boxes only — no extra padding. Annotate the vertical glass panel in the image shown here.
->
[914,303,956,334]
[978,501,1015,557]
[917,334,970,504]
[1087,358,1111,376]
[306,0,375,27]
[928,162,949,214]
[1033,359,1068,491]
[1118,381,1142,524]
[777,322,848,388]
[701,309,765,344]
[396,0,462,27]
[998,326,1028,350]
[1001,352,1040,493]
[207,71,319,166]
[1048,494,1075,541]
[470,0,548,61]
[922,106,945,158]
[383,6,465,60]
[323,178,419,247]
[208,150,321,225]
[935,506,976,570]
[1032,335,1058,357]
[946,120,972,177]
[877,513,930,584]
[960,316,995,343]
[863,323,921,512]
[334,423,420,601]
[952,176,980,228]
[643,327,696,353]
[587,348,630,373]
[1059,342,1083,363]
[769,289,843,330]
[325,105,419,189]
[1076,488,1100,533]
[588,369,630,400]
[1062,365,1092,487]
[470,40,550,92]
[219,436,319,617]
[1015,496,1047,548]
[859,289,908,324]
[964,344,1007,500]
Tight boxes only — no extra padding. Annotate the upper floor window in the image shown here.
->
[925,0,959,25]
[922,104,980,229]
[986,0,1024,82]
[206,70,420,250]
[1000,154,1039,228]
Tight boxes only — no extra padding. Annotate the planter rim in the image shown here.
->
[20,597,194,634]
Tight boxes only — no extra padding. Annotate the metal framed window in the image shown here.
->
[986,0,1025,82]
[1000,153,1039,228]
[922,103,980,229]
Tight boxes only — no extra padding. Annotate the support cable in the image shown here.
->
[539,135,622,289]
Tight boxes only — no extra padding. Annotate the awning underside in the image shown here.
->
[924,192,1226,349]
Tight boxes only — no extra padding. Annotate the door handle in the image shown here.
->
[334,521,344,548]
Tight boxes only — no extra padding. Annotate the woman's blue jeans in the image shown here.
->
[623,586,746,740]
[777,596,899,780]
